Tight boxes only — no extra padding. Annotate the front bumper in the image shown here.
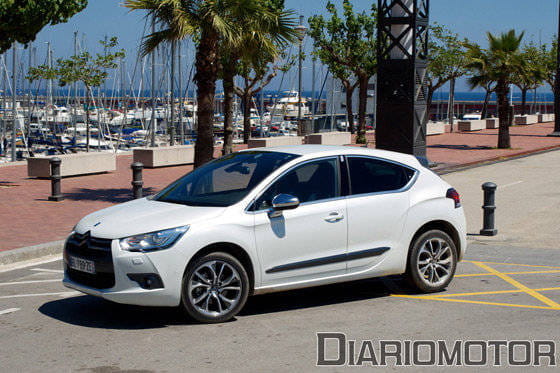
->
[63,234,183,307]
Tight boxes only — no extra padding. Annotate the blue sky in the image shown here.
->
[13,0,560,93]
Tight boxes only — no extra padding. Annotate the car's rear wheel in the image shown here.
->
[406,230,457,293]
[181,252,249,323]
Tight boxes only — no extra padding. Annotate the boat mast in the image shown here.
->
[150,16,156,147]
[73,31,78,143]
[169,40,175,146]
[178,41,184,144]
[11,44,17,162]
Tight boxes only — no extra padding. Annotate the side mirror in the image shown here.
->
[268,194,300,218]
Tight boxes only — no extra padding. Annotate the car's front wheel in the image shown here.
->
[181,252,249,323]
[406,230,457,293]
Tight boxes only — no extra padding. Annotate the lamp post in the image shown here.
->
[549,0,560,137]
[295,16,307,136]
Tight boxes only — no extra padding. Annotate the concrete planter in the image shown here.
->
[458,120,486,132]
[540,114,555,122]
[133,145,194,168]
[248,136,304,149]
[426,122,445,136]
[485,118,499,129]
[306,131,352,145]
[514,115,538,125]
[27,152,116,178]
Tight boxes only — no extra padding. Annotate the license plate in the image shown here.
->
[69,256,95,274]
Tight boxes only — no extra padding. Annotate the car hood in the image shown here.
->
[75,197,227,239]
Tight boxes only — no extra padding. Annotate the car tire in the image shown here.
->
[181,252,249,323]
[405,230,457,293]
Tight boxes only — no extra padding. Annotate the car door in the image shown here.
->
[252,157,347,286]
[344,156,417,272]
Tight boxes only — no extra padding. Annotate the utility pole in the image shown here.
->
[170,41,176,146]
[150,17,157,147]
[549,0,560,136]
[11,44,17,162]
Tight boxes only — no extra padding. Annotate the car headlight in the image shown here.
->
[119,226,189,252]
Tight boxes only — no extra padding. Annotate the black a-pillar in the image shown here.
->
[376,0,429,157]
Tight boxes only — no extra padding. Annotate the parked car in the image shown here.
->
[63,145,466,323]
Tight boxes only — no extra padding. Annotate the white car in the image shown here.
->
[63,145,466,323]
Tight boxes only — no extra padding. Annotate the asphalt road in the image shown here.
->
[2,150,560,372]
[0,244,558,372]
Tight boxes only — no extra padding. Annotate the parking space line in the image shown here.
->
[427,287,560,298]
[456,269,560,277]
[0,291,78,299]
[0,279,61,286]
[463,260,560,269]
[30,268,63,274]
[0,308,21,315]
[0,255,62,274]
[391,294,560,310]
[472,262,560,308]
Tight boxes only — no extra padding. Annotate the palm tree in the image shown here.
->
[466,30,526,149]
[465,44,495,119]
[219,0,296,155]
[124,0,292,167]
[513,42,545,116]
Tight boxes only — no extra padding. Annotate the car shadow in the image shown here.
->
[38,295,191,329]
[240,276,412,316]
[38,276,417,329]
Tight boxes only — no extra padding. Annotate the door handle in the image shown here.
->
[324,212,344,222]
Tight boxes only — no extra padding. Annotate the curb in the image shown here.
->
[435,144,560,175]
[0,240,65,266]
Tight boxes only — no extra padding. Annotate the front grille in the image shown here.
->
[64,231,115,289]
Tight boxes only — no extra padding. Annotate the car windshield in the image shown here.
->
[154,151,299,207]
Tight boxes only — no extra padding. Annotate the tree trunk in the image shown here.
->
[520,88,527,116]
[427,87,434,120]
[344,83,355,134]
[496,80,511,149]
[222,62,235,156]
[481,88,491,119]
[242,93,251,144]
[193,29,218,168]
[356,75,368,144]
[447,78,456,131]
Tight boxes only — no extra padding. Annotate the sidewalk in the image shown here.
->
[1,121,559,251]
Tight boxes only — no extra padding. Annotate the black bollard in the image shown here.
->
[48,157,64,201]
[131,162,144,199]
[480,182,497,236]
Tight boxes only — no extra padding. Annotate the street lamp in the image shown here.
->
[295,16,307,136]
[549,0,560,137]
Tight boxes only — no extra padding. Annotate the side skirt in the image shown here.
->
[265,247,390,274]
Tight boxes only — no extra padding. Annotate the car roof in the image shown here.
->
[242,145,422,168]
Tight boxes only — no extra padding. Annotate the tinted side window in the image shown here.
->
[348,157,414,195]
[255,158,339,210]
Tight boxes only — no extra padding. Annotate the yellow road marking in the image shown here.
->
[472,262,560,308]
[463,260,560,269]
[456,269,560,277]
[391,294,560,310]
[427,287,560,298]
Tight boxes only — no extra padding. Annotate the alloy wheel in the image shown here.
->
[416,238,453,287]
[187,260,243,318]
